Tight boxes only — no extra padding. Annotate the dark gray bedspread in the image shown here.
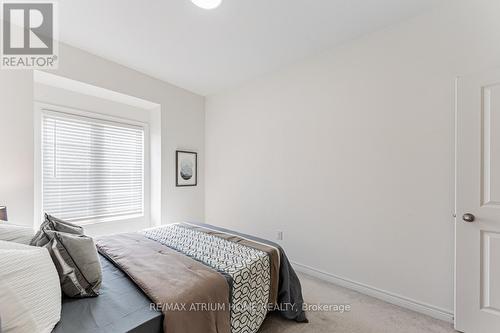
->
[52,254,162,333]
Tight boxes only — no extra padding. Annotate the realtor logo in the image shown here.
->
[1,1,58,68]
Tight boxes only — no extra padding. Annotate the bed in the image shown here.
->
[53,255,162,333]
[52,223,306,333]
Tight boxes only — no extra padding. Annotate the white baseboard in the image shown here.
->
[291,261,454,323]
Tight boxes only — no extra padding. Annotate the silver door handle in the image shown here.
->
[462,213,475,223]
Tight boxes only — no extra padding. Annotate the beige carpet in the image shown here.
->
[260,273,457,333]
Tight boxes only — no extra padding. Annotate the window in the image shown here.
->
[41,110,145,224]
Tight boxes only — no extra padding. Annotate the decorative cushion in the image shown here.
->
[30,214,84,247]
[0,223,35,245]
[31,214,102,298]
[0,241,61,333]
[47,231,102,297]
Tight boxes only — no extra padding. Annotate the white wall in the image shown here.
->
[0,43,205,227]
[206,0,500,317]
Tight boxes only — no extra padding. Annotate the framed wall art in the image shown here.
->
[176,150,197,187]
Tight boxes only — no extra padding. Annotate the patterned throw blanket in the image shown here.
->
[142,223,279,333]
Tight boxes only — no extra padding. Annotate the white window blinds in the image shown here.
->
[42,111,144,224]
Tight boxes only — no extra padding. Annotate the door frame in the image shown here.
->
[453,76,460,330]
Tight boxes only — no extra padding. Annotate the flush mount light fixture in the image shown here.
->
[191,0,222,10]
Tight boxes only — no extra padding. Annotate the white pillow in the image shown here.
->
[0,241,61,333]
[0,223,35,244]
[0,282,38,333]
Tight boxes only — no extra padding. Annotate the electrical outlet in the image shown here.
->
[276,231,283,241]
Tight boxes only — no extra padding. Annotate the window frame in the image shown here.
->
[34,102,151,228]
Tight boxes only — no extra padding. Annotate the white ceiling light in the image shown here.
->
[191,0,222,10]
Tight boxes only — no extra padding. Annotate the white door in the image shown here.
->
[456,69,500,332]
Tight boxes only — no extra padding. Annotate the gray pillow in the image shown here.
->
[47,231,102,297]
[31,214,102,298]
[31,214,84,246]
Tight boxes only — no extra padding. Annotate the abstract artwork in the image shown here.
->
[176,150,197,186]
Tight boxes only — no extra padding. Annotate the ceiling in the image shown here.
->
[59,0,442,96]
